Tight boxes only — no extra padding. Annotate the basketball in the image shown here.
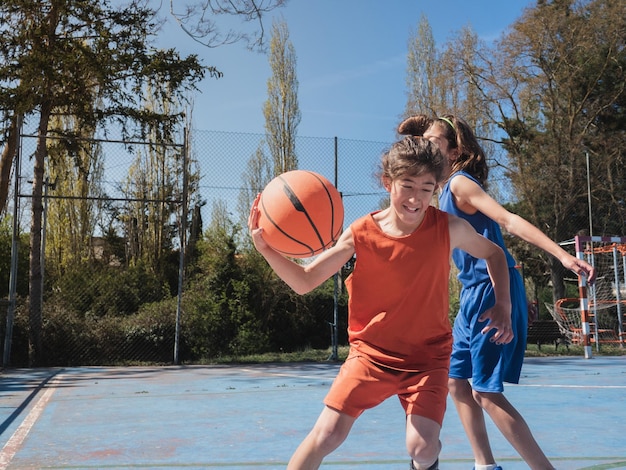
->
[258,170,344,258]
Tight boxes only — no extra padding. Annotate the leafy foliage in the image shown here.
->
[0,218,29,298]
[407,0,626,303]
[51,261,170,318]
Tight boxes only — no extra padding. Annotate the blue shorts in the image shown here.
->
[449,268,528,393]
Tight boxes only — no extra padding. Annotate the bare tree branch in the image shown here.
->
[169,0,288,52]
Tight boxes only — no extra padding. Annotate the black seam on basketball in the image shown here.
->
[280,174,326,250]
[306,171,342,243]
[260,191,316,256]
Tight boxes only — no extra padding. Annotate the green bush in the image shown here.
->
[52,261,169,318]
[0,218,30,299]
[36,296,177,366]
[0,299,30,367]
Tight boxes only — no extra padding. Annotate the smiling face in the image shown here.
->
[384,172,437,229]
[376,136,444,234]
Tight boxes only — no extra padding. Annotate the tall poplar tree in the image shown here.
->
[404,14,441,118]
[263,19,300,176]
[404,18,494,151]
[44,114,105,273]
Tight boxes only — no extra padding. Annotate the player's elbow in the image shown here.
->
[289,276,318,295]
[484,245,507,270]
[292,284,313,295]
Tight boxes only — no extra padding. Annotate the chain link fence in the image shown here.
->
[2,129,593,367]
[3,132,188,366]
[193,130,393,234]
[1,130,396,367]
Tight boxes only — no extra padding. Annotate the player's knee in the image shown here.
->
[472,389,499,410]
[447,377,460,396]
[308,423,349,454]
[447,377,470,400]
[407,437,440,468]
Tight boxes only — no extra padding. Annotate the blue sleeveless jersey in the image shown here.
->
[439,171,517,286]
[439,170,527,389]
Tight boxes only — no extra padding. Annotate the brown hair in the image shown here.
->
[438,114,489,185]
[398,113,489,186]
[397,114,433,137]
[380,136,445,184]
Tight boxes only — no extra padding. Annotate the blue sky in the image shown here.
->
[157,0,536,143]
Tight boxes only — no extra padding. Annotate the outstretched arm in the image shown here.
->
[248,194,354,295]
[448,214,513,344]
[450,175,596,283]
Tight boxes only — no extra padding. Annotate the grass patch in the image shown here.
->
[196,346,351,365]
[193,344,626,364]
[524,343,626,357]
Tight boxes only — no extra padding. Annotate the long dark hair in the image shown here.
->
[439,113,489,186]
[398,113,489,186]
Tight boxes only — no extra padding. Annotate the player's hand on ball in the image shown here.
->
[248,194,271,252]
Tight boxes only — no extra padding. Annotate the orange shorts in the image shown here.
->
[324,352,448,424]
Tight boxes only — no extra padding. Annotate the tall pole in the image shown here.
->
[40,177,50,316]
[174,129,188,365]
[329,136,339,361]
[3,115,22,367]
[586,152,593,238]
[585,151,600,351]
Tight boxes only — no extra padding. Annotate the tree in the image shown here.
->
[0,0,207,365]
[403,18,500,200]
[404,14,442,118]
[263,18,300,176]
[44,115,105,275]
[440,0,626,302]
[404,19,496,162]
[403,1,626,305]
[168,0,288,52]
[237,142,272,236]
[492,0,626,301]
[0,115,20,216]
[120,85,191,278]
[236,18,298,233]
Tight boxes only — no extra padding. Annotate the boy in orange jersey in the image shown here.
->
[248,136,513,470]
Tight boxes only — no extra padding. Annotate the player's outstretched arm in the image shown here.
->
[248,194,354,295]
[451,174,596,284]
[448,214,514,345]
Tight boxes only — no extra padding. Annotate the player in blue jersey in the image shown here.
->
[398,114,595,470]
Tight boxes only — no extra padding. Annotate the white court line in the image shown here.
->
[239,368,336,380]
[240,369,626,388]
[0,377,60,469]
[515,384,626,389]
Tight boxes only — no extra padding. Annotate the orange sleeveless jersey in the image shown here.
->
[345,206,452,371]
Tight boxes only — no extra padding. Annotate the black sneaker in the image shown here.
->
[410,459,439,470]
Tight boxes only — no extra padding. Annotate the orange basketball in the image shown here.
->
[258,170,344,258]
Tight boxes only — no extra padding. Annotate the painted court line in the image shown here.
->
[239,367,336,380]
[0,375,60,469]
[517,384,626,389]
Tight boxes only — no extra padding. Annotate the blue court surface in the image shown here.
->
[0,356,625,469]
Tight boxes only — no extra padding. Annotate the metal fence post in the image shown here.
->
[3,114,22,368]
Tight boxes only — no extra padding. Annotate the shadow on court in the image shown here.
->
[0,357,625,469]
